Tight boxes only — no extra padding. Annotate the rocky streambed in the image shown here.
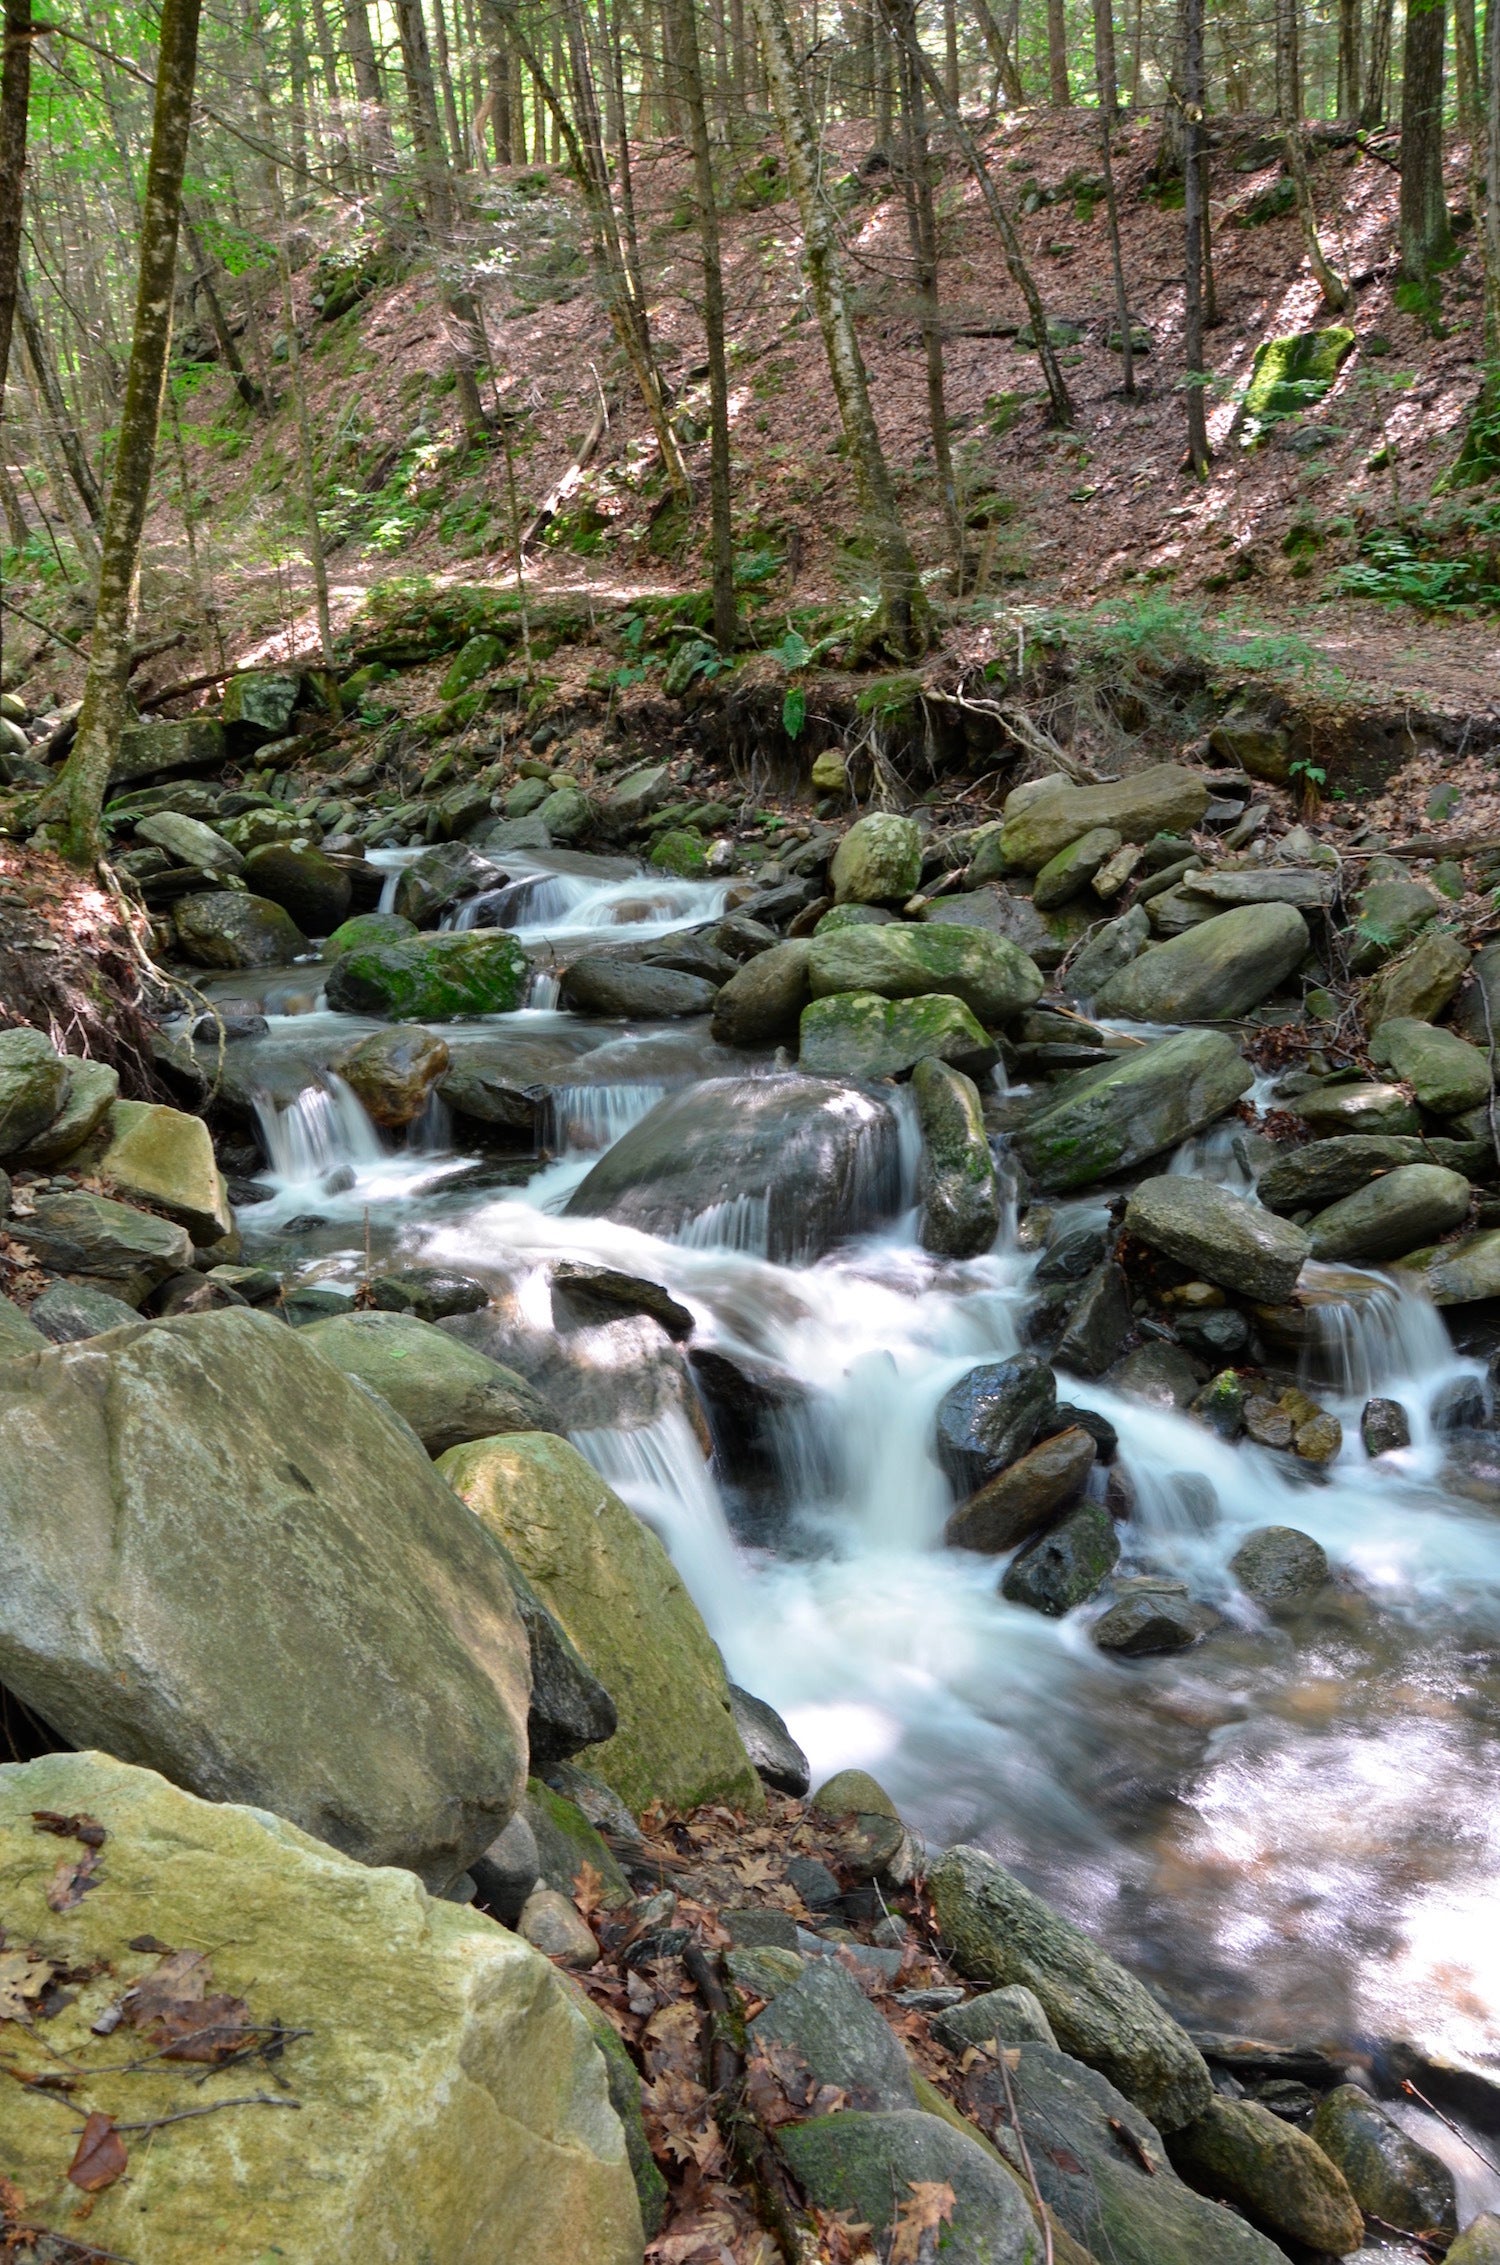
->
[7,720,1500,2257]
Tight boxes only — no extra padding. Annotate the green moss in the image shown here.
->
[1242,328,1355,436]
[649,829,709,877]
[324,932,529,1019]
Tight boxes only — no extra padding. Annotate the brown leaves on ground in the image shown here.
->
[0,1945,57,2026]
[888,2182,957,2265]
[119,1947,254,2063]
[43,1848,103,1914]
[65,2113,127,2194]
[744,2038,848,2130]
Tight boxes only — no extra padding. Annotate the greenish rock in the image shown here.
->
[175,890,310,969]
[1001,1500,1119,1616]
[392,843,504,925]
[1307,1162,1471,1263]
[0,1026,68,1157]
[997,2043,1291,2264]
[1013,1030,1252,1193]
[96,1099,232,1244]
[1092,902,1308,1023]
[0,1314,534,1885]
[1063,903,1150,1001]
[1311,2083,1457,2239]
[799,991,998,1081]
[997,766,1209,873]
[1209,718,1292,783]
[506,776,552,818]
[602,762,670,823]
[338,1024,451,1128]
[727,1944,806,1998]
[1396,1227,1500,1304]
[650,827,708,876]
[244,840,352,934]
[815,902,895,933]
[809,1766,902,1822]
[324,930,529,1019]
[221,669,301,741]
[1454,937,1500,1047]
[0,1751,642,2265]
[540,786,592,843]
[28,1279,142,1341]
[1450,2214,1500,2263]
[925,886,1073,972]
[778,2111,1040,2264]
[438,1430,762,1816]
[136,810,244,876]
[1365,929,1472,1025]
[17,1189,192,1295]
[1242,326,1355,432]
[808,922,1043,1026]
[572,1983,669,2238]
[1370,1016,1492,1113]
[948,1426,1097,1555]
[1293,1081,1421,1136]
[526,1778,632,1908]
[1033,826,1123,909]
[1192,1368,1246,1440]
[1349,875,1443,974]
[1125,1175,1309,1300]
[711,939,813,1046]
[913,1056,1001,1259]
[929,1845,1213,2132]
[966,820,1010,886]
[215,804,312,854]
[440,632,507,698]
[299,1308,554,1454]
[112,716,227,783]
[808,1766,915,1884]
[326,910,418,957]
[830,812,923,904]
[0,1293,46,1358]
[1172,2093,1366,2255]
[1259,1134,1462,1213]
[1181,864,1336,910]
[1229,1525,1330,1608]
[751,1956,918,2108]
[933,1984,1059,2053]
[12,1056,120,1167]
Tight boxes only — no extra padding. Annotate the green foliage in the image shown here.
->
[1338,508,1500,611]
[782,684,807,739]
[1441,370,1500,489]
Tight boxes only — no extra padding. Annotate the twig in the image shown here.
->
[75,2093,301,2136]
[1400,2077,1500,2178]
[997,2050,1055,2265]
[0,592,90,659]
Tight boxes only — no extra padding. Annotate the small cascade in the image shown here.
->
[253,1073,385,1185]
[546,1081,668,1153]
[409,1087,453,1156]
[526,967,563,1010]
[1297,1262,1455,1402]
[572,1409,747,1638]
[675,1193,774,1257]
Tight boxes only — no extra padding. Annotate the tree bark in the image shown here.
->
[1181,0,1210,475]
[1337,0,1361,116]
[394,0,491,438]
[1361,0,1393,124]
[1277,0,1348,308]
[181,207,266,410]
[1093,0,1134,392]
[0,0,38,432]
[43,0,203,867]
[1399,0,1452,295]
[969,0,1024,105]
[1046,0,1069,103]
[665,0,736,647]
[1484,0,1500,351]
[751,0,927,652]
[15,275,103,522]
[890,0,959,569]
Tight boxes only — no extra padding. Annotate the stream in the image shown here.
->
[205,843,1500,2184]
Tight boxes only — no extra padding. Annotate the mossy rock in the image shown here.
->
[650,828,709,877]
[799,991,998,1081]
[440,633,509,699]
[1243,328,1355,434]
[326,911,418,958]
[324,931,529,1019]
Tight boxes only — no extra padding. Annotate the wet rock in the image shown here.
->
[175,890,309,968]
[914,1056,1001,1259]
[714,911,781,958]
[1451,2213,1500,2263]
[1014,1030,1253,1193]
[931,1845,1213,2131]
[729,1684,810,1795]
[1063,902,1150,1000]
[1396,1228,1500,1304]
[0,1314,533,1885]
[1192,1369,1247,1439]
[1361,1395,1411,1454]
[324,930,529,1019]
[28,1279,140,1342]
[710,938,813,1045]
[1171,2093,1365,2253]
[808,923,1044,1027]
[0,1751,640,2265]
[10,1055,119,1167]
[1033,825,1123,909]
[1037,1216,1109,1282]
[933,1984,1059,2053]
[1055,1261,1132,1376]
[1125,1176,1309,1301]
[439,1431,762,1815]
[18,1190,193,1298]
[936,1354,1057,1495]
[687,1345,831,1541]
[998,765,1210,873]
[1260,1133,1448,1213]
[1093,903,1308,1023]
[1174,1304,1251,1361]
[1311,2083,1458,2240]
[779,2108,1037,2264]
[1370,1016,1492,1114]
[1001,1498,1119,1614]
[799,990,998,1081]
[566,1073,901,1263]
[338,1024,451,1128]
[1292,1080,1422,1136]
[369,1267,489,1321]
[1105,1342,1204,1408]
[96,1099,233,1245]
[326,909,417,956]
[551,1264,694,1341]
[0,1027,69,1157]
[830,812,922,903]
[560,954,718,1019]
[1092,1590,1201,1655]
[470,1810,540,1925]
[1230,1525,1329,1607]
[300,1309,553,1454]
[519,1884,599,1967]
[948,1425,1097,1554]
[242,840,352,936]
[1307,1161,1471,1263]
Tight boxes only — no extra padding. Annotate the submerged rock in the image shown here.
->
[1125,1176,1309,1301]
[914,1056,1001,1259]
[1093,1588,1201,1655]
[1362,1395,1411,1455]
[1013,1030,1252,1193]
[1311,2083,1458,2240]
[1093,903,1309,1023]
[799,990,998,1081]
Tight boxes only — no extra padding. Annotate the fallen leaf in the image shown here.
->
[0,1948,56,2025]
[67,2113,127,2193]
[1107,2116,1157,2174]
[30,1812,106,1849]
[121,1948,253,2061]
[1045,2143,1086,2175]
[44,1846,102,1912]
[642,1998,702,2082]
[573,1859,605,1920]
[888,2179,956,2265]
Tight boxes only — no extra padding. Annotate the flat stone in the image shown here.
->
[16,1189,193,1295]
[947,1425,1097,1554]
[29,1279,141,1342]
[778,2109,1037,2264]
[0,1292,47,1357]
[998,766,1210,872]
[799,990,998,1081]
[1033,826,1123,909]
[1307,1162,1471,1264]
[1125,1176,1309,1300]
[1093,903,1309,1023]
[1260,1133,1454,1213]
[1013,1030,1252,1192]
[1292,1081,1421,1136]
[299,1308,554,1454]
[11,1056,120,1167]
[1369,1016,1492,1114]
[137,810,244,876]
[550,1264,694,1341]
[1182,865,1337,908]
[112,716,227,782]
[932,1984,1059,2053]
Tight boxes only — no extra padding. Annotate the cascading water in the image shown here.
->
[545,1081,668,1152]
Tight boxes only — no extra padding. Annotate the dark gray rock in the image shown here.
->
[1307,1162,1472,1265]
[1001,1499,1120,1615]
[368,1268,490,1322]
[175,891,309,969]
[1104,1342,1204,1409]
[243,842,352,935]
[710,940,813,1046]
[749,1956,917,2110]
[935,1355,1057,1495]
[729,1684,810,1796]
[1361,1395,1412,1455]
[1229,1525,1329,1607]
[779,2110,1037,2265]
[469,1811,540,1925]
[1055,1263,1132,1377]
[1093,903,1309,1023]
[1174,1305,1251,1362]
[1093,1590,1201,1656]
[560,955,719,1019]
[551,1264,694,1341]
[1258,1133,1453,1214]
[913,1056,1001,1260]
[28,1280,142,1344]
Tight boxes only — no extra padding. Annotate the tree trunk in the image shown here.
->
[345,0,395,176]
[942,0,959,104]
[751,0,927,652]
[1277,0,1348,306]
[181,208,266,410]
[1484,0,1500,351]
[431,0,468,167]
[43,0,203,867]
[1046,0,1069,102]
[0,0,37,428]
[665,0,736,647]
[1452,0,1485,246]
[1181,0,1210,476]
[394,0,491,438]
[1093,0,1134,392]
[1337,0,1361,116]
[0,457,29,550]
[15,276,103,523]
[1399,0,1451,297]
[1361,0,1393,124]
[969,0,1024,105]
[890,0,959,569]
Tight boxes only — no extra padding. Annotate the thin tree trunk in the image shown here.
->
[751,0,927,652]
[0,457,29,550]
[969,0,1024,102]
[1399,0,1451,295]
[310,0,354,182]
[16,276,103,522]
[890,0,959,569]
[0,0,37,428]
[1046,0,1069,103]
[431,0,468,166]
[1278,0,1348,307]
[18,359,101,570]
[1361,0,1393,124]
[1337,0,1361,115]
[345,0,395,177]
[1453,0,1485,245]
[1181,0,1210,476]
[1093,0,1134,392]
[394,0,491,438]
[181,207,266,409]
[942,0,960,103]
[874,0,895,143]
[43,0,203,867]
[1484,0,1500,351]
[665,0,736,647]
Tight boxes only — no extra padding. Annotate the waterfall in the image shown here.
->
[253,1073,385,1184]
[573,1409,748,1641]
[1297,1262,1456,1401]
[674,1192,774,1257]
[545,1082,668,1153]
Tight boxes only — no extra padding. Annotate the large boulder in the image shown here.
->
[808,923,1043,1027]
[1307,1162,1472,1263]
[946,1425,1097,1554]
[1365,928,1472,1026]
[1451,2217,1500,2263]
[298,1309,554,1454]
[392,842,505,925]
[112,716,226,783]
[439,1431,762,1816]
[243,840,353,934]
[997,765,1209,872]
[1258,1133,1462,1213]
[711,939,813,1045]
[14,1189,193,1298]
[1169,2094,1362,2253]
[0,1293,47,1356]
[799,991,998,1081]
[12,1055,119,1166]
[325,930,529,1019]
[1092,903,1308,1022]
[175,890,309,968]
[560,955,718,1019]
[0,1752,643,2265]
[1013,1030,1252,1192]
[564,1073,903,1262]
[914,1056,1001,1259]
[779,2110,1039,2264]
[929,1844,1214,2131]
[136,810,244,877]
[221,667,301,742]
[96,1099,233,1244]
[1311,2084,1458,2240]
[0,1311,532,1886]
[337,1024,451,1127]
[1369,1016,1492,1114]
[935,1355,1057,1495]
[830,812,922,903]
[1124,1176,1309,1300]
[0,1025,69,1156]
[1292,1080,1421,1137]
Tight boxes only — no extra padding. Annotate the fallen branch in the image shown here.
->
[0,592,89,659]
[84,2092,301,2136]
[522,394,617,551]
[997,2050,1054,2265]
